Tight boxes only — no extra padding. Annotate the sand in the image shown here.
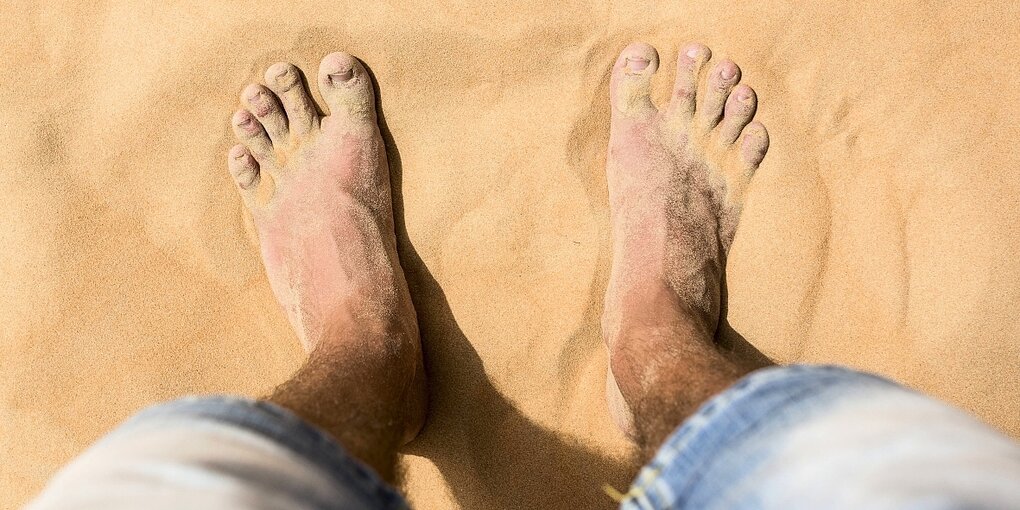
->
[2,1,1019,508]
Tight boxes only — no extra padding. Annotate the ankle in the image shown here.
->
[604,309,749,455]
[610,339,746,456]
[267,341,415,481]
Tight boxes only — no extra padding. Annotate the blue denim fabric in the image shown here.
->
[619,365,967,510]
[120,396,408,510]
[31,365,1019,510]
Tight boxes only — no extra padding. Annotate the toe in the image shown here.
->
[739,121,770,173]
[265,62,318,136]
[697,59,741,130]
[228,144,260,200]
[610,42,660,120]
[668,42,712,119]
[717,84,757,145]
[231,109,274,164]
[241,84,288,146]
[317,52,376,124]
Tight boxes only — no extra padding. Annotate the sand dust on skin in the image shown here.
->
[2,1,1019,509]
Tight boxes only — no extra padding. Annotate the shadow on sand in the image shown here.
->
[365,65,638,509]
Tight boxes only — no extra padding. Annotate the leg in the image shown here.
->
[603,41,1020,510]
[28,398,409,510]
[28,53,424,510]
[620,364,1020,510]
[602,41,771,456]
[229,53,427,481]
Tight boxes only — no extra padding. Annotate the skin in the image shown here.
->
[227,53,426,481]
[602,42,773,457]
[225,41,773,481]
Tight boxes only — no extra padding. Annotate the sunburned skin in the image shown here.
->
[602,42,772,452]
[226,53,426,477]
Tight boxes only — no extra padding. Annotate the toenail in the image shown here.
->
[235,114,255,130]
[328,66,354,84]
[271,66,290,81]
[736,88,751,101]
[271,66,298,89]
[720,64,737,80]
[685,47,700,59]
[625,57,650,72]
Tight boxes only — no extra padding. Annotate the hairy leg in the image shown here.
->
[602,42,773,456]
[227,53,426,480]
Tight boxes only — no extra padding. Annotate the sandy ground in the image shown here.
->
[2,1,1019,508]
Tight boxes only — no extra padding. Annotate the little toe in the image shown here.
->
[241,84,288,146]
[265,62,318,136]
[668,42,712,119]
[697,59,741,130]
[609,42,660,120]
[739,121,770,173]
[317,52,376,125]
[228,144,260,203]
[231,109,274,164]
[717,84,757,145]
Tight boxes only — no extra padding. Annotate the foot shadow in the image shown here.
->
[367,66,638,509]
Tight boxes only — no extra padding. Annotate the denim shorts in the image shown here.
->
[27,365,1020,510]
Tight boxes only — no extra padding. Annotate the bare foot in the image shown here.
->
[602,42,772,451]
[227,53,426,448]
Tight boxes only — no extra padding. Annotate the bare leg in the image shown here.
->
[227,53,426,481]
[602,42,772,457]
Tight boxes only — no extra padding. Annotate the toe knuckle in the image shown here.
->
[675,87,695,99]
[248,95,276,117]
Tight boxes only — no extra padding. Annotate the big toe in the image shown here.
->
[610,42,660,120]
[317,52,376,126]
